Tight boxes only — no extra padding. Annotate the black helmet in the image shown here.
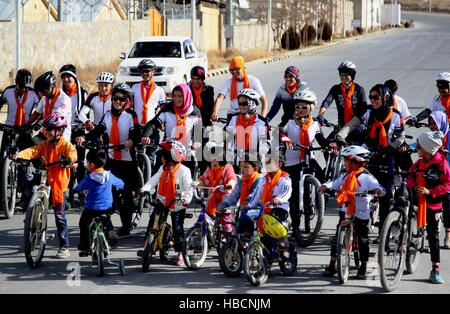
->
[190,66,206,81]
[112,82,133,99]
[34,71,57,93]
[338,61,357,80]
[59,64,77,75]
[15,69,32,88]
[137,59,156,71]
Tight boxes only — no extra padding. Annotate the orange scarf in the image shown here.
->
[110,115,122,160]
[99,93,111,103]
[415,159,428,228]
[14,89,28,127]
[141,81,156,124]
[192,84,204,108]
[341,83,355,124]
[44,88,61,119]
[336,167,365,216]
[206,166,225,216]
[175,113,188,144]
[240,172,259,205]
[231,75,250,101]
[91,167,105,173]
[285,82,298,95]
[299,116,312,160]
[64,84,77,97]
[236,114,256,149]
[441,95,450,119]
[158,163,181,209]
[368,108,394,148]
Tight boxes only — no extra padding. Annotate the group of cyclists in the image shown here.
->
[1,54,450,286]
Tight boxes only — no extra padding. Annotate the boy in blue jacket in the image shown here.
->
[76,149,124,255]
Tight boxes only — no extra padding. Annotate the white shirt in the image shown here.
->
[219,74,266,114]
[394,95,411,119]
[247,175,292,212]
[324,171,383,220]
[282,119,321,167]
[78,94,112,125]
[132,82,166,124]
[36,89,72,141]
[226,114,268,158]
[142,164,193,212]
[2,87,39,126]
[427,95,447,112]
[67,90,88,124]
[101,110,135,161]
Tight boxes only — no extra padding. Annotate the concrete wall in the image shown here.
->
[355,0,383,31]
[332,0,355,36]
[0,20,149,87]
[233,22,269,51]
[23,0,57,22]
[381,4,401,26]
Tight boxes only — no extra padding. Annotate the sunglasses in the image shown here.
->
[238,101,249,107]
[140,69,152,74]
[339,73,351,77]
[437,84,449,90]
[295,104,310,110]
[112,95,128,102]
[369,95,381,101]
[229,68,241,73]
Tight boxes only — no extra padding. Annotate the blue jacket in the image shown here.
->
[75,170,124,211]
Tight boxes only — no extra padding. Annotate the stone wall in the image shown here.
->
[234,22,270,51]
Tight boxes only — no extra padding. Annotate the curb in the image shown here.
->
[206,27,404,78]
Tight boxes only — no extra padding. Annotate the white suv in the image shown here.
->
[116,36,208,94]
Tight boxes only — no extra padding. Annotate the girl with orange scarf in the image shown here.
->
[318,145,383,280]
[406,131,450,284]
[198,143,237,233]
[141,140,193,266]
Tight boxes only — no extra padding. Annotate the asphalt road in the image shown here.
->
[1,11,450,294]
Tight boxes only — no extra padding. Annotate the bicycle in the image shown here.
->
[243,204,298,286]
[86,214,125,277]
[321,119,344,183]
[182,184,233,270]
[21,158,76,268]
[290,143,325,248]
[378,169,428,292]
[335,191,381,284]
[137,194,178,272]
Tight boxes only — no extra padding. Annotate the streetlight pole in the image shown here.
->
[191,0,196,42]
[429,0,432,12]
[16,0,22,71]
[268,0,272,50]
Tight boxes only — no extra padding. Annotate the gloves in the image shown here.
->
[316,115,324,126]
[405,117,417,127]
[280,135,293,149]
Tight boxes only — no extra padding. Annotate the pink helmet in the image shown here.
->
[43,113,68,129]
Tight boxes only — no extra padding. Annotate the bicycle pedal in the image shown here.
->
[46,233,55,240]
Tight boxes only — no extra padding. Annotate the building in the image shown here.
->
[354,0,384,31]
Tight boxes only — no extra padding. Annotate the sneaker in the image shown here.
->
[56,247,71,259]
[356,268,367,280]
[117,228,131,238]
[429,270,445,284]
[323,264,337,277]
[175,253,184,266]
[444,233,450,249]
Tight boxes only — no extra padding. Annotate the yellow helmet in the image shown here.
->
[262,213,288,239]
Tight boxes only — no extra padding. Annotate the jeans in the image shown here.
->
[53,197,69,248]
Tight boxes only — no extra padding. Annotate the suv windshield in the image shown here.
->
[128,41,182,58]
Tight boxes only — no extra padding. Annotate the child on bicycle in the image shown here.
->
[198,142,237,233]
[219,154,264,240]
[75,149,124,256]
[318,145,383,279]
[140,139,193,266]
[12,113,77,258]
[406,131,450,284]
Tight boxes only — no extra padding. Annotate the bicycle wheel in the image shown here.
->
[131,168,145,229]
[295,176,324,248]
[137,152,152,184]
[378,210,405,292]
[219,240,243,277]
[1,157,17,219]
[243,245,268,286]
[24,191,48,268]
[336,224,351,284]
[182,225,208,270]
[142,233,155,272]
[159,224,172,261]
[405,213,424,274]
[332,155,343,181]
[119,259,125,276]
[279,242,298,276]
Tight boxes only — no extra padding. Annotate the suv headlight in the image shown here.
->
[161,67,177,75]
[119,66,128,74]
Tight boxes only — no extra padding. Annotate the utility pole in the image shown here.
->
[429,0,432,12]
[16,0,22,71]
[342,0,346,38]
[191,0,196,42]
[226,0,234,48]
[268,0,272,50]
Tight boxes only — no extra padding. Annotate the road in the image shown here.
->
[1,11,450,294]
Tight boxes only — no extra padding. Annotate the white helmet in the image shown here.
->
[96,72,115,84]
[238,88,261,114]
[338,60,357,71]
[340,145,370,163]
[436,72,450,83]
[293,89,317,107]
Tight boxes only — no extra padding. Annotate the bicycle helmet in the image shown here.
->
[284,66,301,82]
[237,88,261,114]
[160,139,187,163]
[15,69,32,88]
[293,89,317,107]
[137,59,156,71]
[262,213,288,239]
[338,61,357,80]
[112,82,133,99]
[340,145,370,163]
[96,72,115,84]
[190,66,206,81]
[42,113,68,129]
[205,141,227,165]
[436,72,450,83]
[34,71,57,93]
